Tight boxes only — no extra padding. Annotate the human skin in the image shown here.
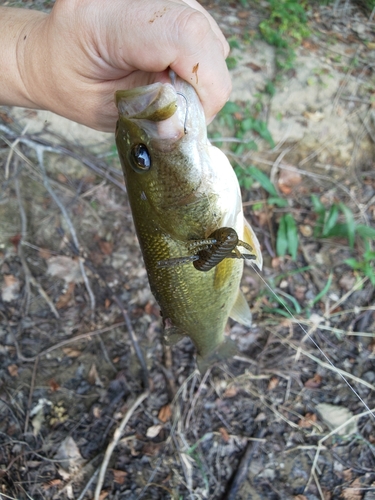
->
[0,0,231,132]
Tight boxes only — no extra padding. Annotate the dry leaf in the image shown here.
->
[99,491,109,500]
[1,274,20,302]
[316,404,357,436]
[219,427,229,443]
[112,469,127,484]
[9,234,21,250]
[298,413,317,428]
[268,376,279,391]
[7,364,18,377]
[293,495,308,500]
[56,282,75,309]
[38,247,51,260]
[146,424,163,438]
[43,479,62,491]
[304,374,322,388]
[54,436,84,472]
[98,239,113,255]
[303,111,325,122]
[299,224,313,237]
[47,256,83,283]
[49,379,60,392]
[88,364,103,386]
[158,404,172,423]
[223,386,238,398]
[278,167,302,195]
[62,347,82,358]
[341,478,362,500]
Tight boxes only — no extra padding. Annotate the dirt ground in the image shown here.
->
[1,1,375,499]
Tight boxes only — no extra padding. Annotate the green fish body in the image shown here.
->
[115,77,262,371]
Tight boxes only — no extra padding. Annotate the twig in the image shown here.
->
[272,330,375,391]
[76,467,100,500]
[113,296,149,390]
[224,428,267,500]
[94,391,149,500]
[33,144,96,314]
[14,172,60,318]
[306,406,375,491]
[24,357,39,434]
[15,322,125,362]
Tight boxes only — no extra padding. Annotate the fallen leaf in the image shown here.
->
[9,234,21,250]
[98,239,113,255]
[62,347,82,358]
[316,403,358,436]
[39,247,51,260]
[54,436,84,472]
[43,479,62,490]
[88,364,103,386]
[219,427,229,442]
[246,61,262,72]
[303,111,325,122]
[158,404,172,423]
[112,469,127,485]
[99,491,109,500]
[341,477,362,500]
[31,408,45,437]
[7,364,18,377]
[298,413,317,428]
[1,274,20,302]
[47,256,83,283]
[278,167,302,195]
[223,386,238,398]
[49,379,60,392]
[56,282,75,309]
[299,224,313,237]
[146,424,163,438]
[304,374,322,388]
[268,376,279,391]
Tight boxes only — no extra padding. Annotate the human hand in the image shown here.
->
[18,0,231,132]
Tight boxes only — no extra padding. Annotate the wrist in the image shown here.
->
[0,7,47,109]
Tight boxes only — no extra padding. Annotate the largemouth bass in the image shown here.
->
[115,76,262,372]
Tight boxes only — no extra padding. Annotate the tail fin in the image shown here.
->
[197,337,238,374]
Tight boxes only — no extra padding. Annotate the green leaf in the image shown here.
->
[247,166,279,196]
[311,194,325,214]
[267,196,288,208]
[311,273,333,305]
[285,213,299,260]
[241,117,254,132]
[322,204,339,237]
[339,203,355,248]
[277,215,288,257]
[357,224,375,240]
[221,101,240,115]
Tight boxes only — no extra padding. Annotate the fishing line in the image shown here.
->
[249,262,375,420]
[176,92,188,134]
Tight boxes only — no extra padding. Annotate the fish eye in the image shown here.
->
[130,144,151,172]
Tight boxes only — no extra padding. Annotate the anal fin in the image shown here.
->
[229,289,252,327]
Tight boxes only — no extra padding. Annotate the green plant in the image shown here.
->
[216,101,275,159]
[259,0,310,70]
[312,195,375,284]
[238,165,299,260]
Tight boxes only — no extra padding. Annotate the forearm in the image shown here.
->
[0,7,47,108]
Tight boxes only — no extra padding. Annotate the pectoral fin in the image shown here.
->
[243,217,263,270]
[162,318,186,346]
[229,289,252,327]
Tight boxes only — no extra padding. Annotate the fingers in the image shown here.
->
[99,0,232,123]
